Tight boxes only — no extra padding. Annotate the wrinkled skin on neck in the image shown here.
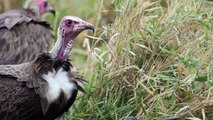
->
[56,34,75,61]
[51,28,80,61]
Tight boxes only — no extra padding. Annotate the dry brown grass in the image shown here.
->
[51,0,213,120]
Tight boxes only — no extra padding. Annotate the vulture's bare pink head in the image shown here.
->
[25,0,55,16]
[60,16,94,38]
[37,0,55,15]
[51,16,94,61]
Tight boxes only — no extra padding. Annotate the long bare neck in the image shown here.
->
[51,28,74,61]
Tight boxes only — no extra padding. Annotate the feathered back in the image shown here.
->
[0,53,86,120]
[0,8,54,65]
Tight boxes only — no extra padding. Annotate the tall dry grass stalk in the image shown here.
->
[64,0,213,119]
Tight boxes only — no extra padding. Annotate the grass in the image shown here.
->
[36,0,213,119]
[58,0,213,119]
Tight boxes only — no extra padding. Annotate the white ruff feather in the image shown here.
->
[42,68,76,103]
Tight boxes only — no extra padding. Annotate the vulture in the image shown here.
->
[0,0,55,65]
[0,16,94,120]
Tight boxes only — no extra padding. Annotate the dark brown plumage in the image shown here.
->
[0,16,94,120]
[0,0,55,65]
[0,53,85,120]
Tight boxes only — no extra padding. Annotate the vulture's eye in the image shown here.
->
[66,20,72,27]
[44,2,48,7]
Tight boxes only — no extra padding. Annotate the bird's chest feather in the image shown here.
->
[42,68,76,103]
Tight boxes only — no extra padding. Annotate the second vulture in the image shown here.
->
[0,15,94,120]
[0,0,55,65]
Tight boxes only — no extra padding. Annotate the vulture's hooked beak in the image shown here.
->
[47,6,56,16]
[84,22,95,33]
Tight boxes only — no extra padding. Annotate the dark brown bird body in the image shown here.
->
[0,15,94,120]
[0,53,85,120]
[0,5,54,65]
